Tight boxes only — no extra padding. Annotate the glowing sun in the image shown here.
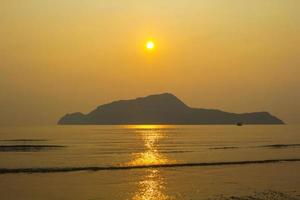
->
[146,41,155,50]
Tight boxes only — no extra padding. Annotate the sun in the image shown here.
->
[146,41,155,50]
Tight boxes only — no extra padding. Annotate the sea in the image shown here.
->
[0,125,299,200]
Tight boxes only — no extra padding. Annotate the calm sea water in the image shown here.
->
[0,125,299,199]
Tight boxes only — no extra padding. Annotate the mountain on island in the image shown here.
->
[58,93,284,125]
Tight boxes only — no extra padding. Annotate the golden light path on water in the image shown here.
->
[128,125,174,200]
[132,169,171,200]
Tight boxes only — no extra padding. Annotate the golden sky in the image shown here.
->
[0,0,299,125]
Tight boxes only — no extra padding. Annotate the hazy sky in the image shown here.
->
[1,0,299,125]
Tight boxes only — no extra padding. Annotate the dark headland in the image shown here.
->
[58,93,284,125]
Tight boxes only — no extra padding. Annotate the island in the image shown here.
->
[58,93,284,125]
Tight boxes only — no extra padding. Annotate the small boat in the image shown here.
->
[236,122,243,126]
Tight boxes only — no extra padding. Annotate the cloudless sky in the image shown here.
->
[1,0,299,125]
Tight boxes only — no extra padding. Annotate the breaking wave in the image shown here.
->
[0,158,299,174]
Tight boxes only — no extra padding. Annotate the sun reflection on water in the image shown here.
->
[128,125,174,200]
[128,125,171,166]
[132,169,172,200]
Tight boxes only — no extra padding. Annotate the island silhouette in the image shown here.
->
[58,93,284,125]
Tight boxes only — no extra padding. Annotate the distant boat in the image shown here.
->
[236,122,243,126]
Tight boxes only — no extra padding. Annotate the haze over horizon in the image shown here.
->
[1,0,299,125]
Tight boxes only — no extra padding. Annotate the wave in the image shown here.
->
[260,144,300,148]
[0,158,299,174]
[0,145,65,152]
[209,147,239,150]
[210,143,300,150]
[0,139,47,142]
[160,150,194,154]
